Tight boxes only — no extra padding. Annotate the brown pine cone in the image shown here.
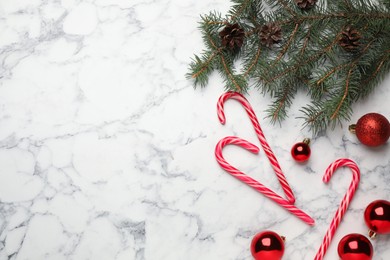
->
[295,0,317,10]
[339,26,361,51]
[219,23,245,51]
[260,23,282,48]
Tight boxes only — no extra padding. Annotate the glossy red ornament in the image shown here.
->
[337,233,373,260]
[349,113,390,147]
[291,138,311,162]
[364,200,390,238]
[250,231,285,260]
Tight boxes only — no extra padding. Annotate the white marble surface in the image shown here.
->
[0,0,389,259]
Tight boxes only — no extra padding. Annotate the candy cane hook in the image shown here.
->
[217,91,296,204]
[215,136,315,226]
[313,159,361,260]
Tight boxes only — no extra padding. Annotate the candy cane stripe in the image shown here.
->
[313,158,360,260]
[215,136,315,226]
[217,92,296,204]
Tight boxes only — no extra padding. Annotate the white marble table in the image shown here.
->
[0,0,389,259]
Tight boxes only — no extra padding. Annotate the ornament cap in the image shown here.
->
[368,229,377,239]
[303,138,311,145]
[349,124,356,134]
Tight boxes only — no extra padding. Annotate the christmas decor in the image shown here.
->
[339,26,362,52]
[217,92,295,203]
[295,0,317,10]
[349,113,390,147]
[215,136,315,225]
[314,159,360,260]
[219,23,245,51]
[364,200,390,238]
[215,92,315,224]
[291,138,311,162]
[250,231,285,260]
[187,0,390,133]
[259,23,282,47]
[337,234,373,260]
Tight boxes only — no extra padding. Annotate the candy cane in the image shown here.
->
[215,136,315,226]
[217,91,296,204]
[313,159,361,260]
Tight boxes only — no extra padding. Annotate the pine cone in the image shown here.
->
[219,23,245,51]
[260,23,282,48]
[295,0,317,10]
[339,26,361,51]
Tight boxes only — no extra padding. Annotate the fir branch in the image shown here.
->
[322,37,377,120]
[270,22,300,68]
[243,45,262,77]
[275,0,297,17]
[330,68,353,120]
[300,103,328,134]
[316,64,344,86]
[229,0,253,21]
[276,12,390,26]
[190,51,219,79]
[317,36,378,87]
[299,25,312,55]
[268,83,296,122]
[189,0,390,134]
[220,54,243,92]
[298,10,390,21]
[205,30,220,51]
[343,0,353,10]
[263,31,341,84]
[362,51,390,85]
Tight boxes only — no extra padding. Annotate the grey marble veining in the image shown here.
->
[0,0,389,259]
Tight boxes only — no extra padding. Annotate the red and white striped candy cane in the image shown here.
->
[217,91,296,204]
[313,158,361,260]
[215,136,315,226]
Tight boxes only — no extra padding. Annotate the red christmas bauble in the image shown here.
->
[364,200,390,237]
[250,231,284,260]
[349,113,390,147]
[337,233,373,260]
[291,139,311,162]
